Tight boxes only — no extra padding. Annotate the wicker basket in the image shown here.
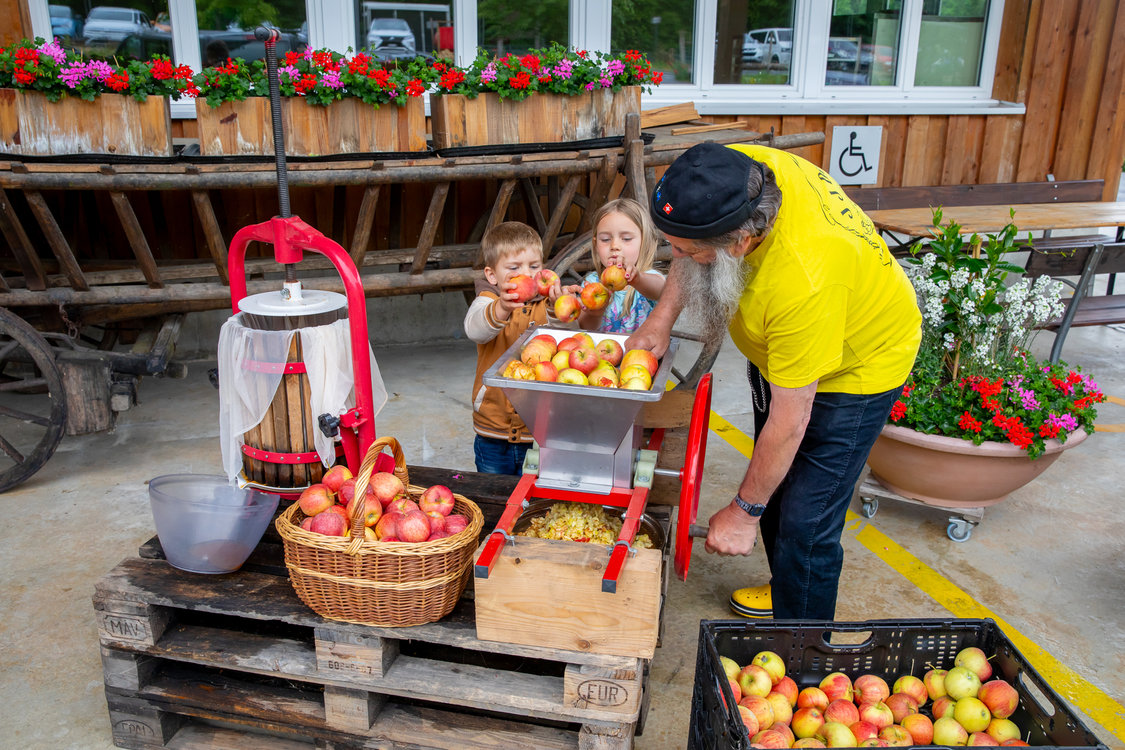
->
[275,436,483,626]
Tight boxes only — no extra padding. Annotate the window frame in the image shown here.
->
[27,0,1021,119]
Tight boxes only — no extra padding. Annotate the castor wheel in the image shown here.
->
[860,498,878,518]
[947,519,974,542]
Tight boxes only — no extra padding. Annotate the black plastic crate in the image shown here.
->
[688,619,1107,750]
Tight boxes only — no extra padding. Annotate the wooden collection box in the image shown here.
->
[0,89,172,156]
[474,533,663,659]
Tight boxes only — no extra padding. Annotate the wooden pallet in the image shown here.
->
[94,467,663,750]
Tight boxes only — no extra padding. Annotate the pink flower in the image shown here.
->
[38,39,66,65]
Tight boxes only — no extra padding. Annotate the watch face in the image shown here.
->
[748,504,767,516]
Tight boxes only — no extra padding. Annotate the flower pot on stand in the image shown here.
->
[429,85,641,150]
[0,89,172,156]
[194,96,426,156]
[866,424,1088,507]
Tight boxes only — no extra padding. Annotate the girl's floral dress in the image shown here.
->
[584,270,663,334]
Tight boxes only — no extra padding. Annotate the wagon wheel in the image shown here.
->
[547,232,722,389]
[0,308,67,493]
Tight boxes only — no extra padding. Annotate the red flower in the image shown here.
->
[406,78,424,96]
[981,397,1002,413]
[148,58,174,80]
[173,64,194,80]
[1007,422,1033,449]
[901,384,914,397]
[889,400,907,422]
[1073,396,1096,409]
[369,69,391,87]
[1038,423,1060,439]
[105,71,129,92]
[348,54,371,74]
[520,54,540,72]
[293,74,317,94]
[284,51,302,66]
[652,72,663,84]
[510,71,531,89]
[537,74,552,83]
[14,68,36,85]
[625,49,643,62]
[439,68,464,90]
[958,411,982,433]
[312,51,336,70]
[970,376,1004,399]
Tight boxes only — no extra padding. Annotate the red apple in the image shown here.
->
[955,647,994,682]
[445,514,468,535]
[427,529,450,541]
[520,338,556,365]
[621,348,659,376]
[773,676,799,707]
[530,333,558,351]
[308,511,346,536]
[740,694,775,731]
[532,361,558,382]
[534,268,560,297]
[298,483,334,516]
[425,510,446,534]
[738,664,773,699]
[858,738,889,747]
[554,294,582,323]
[398,509,432,542]
[857,701,894,730]
[354,496,382,527]
[884,693,918,724]
[792,707,825,739]
[324,504,349,523]
[933,716,969,746]
[772,724,796,747]
[573,332,596,349]
[819,672,854,703]
[824,699,860,726]
[418,484,455,516]
[892,675,928,707]
[579,281,609,311]
[568,347,600,375]
[924,668,948,701]
[728,678,743,705]
[507,274,538,303]
[594,338,624,366]
[752,729,790,749]
[878,724,914,747]
[321,465,353,494]
[793,740,827,749]
[978,679,1019,719]
[367,471,406,509]
[798,687,830,711]
[970,732,1000,746]
[854,674,891,706]
[600,264,628,292]
[1000,741,1030,747]
[556,335,582,352]
[374,511,402,540]
[900,713,934,745]
[932,696,955,719]
[388,497,420,516]
[737,704,761,737]
[850,720,880,743]
[300,517,315,532]
[765,692,792,726]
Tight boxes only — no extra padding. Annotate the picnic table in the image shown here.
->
[867,201,1125,243]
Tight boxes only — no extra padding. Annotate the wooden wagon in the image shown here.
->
[0,120,824,491]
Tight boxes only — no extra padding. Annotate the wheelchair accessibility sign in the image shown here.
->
[829,126,882,185]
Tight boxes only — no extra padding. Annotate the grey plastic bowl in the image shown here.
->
[148,474,279,574]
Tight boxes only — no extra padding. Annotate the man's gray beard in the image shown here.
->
[678,249,751,347]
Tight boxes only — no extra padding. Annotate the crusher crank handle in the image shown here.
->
[689,524,709,538]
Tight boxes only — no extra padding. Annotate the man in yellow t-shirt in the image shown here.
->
[628,142,920,621]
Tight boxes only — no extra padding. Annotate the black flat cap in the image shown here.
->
[650,142,763,239]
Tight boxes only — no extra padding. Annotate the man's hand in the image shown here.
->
[625,317,672,357]
[704,501,759,556]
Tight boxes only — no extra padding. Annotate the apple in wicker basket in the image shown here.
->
[298,484,334,516]
[306,512,346,536]
[375,511,402,540]
[419,485,455,516]
[389,497,420,516]
[321,464,353,493]
[355,496,382,528]
[445,514,468,535]
[368,472,406,509]
[398,510,432,542]
[425,510,446,534]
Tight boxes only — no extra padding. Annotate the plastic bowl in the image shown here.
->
[148,474,280,574]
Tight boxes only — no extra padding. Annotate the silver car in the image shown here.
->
[82,6,151,47]
[366,17,416,60]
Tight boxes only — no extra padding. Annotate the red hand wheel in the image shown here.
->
[673,372,713,580]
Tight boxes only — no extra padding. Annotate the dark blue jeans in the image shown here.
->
[473,434,531,476]
[748,362,902,620]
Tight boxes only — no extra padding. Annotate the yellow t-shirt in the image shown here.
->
[726,144,921,394]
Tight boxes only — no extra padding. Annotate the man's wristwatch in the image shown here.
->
[733,494,768,517]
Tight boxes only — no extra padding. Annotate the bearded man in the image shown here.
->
[627,142,921,620]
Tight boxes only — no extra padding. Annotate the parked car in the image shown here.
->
[114,26,302,64]
[49,4,82,42]
[827,38,860,71]
[747,27,792,66]
[741,34,763,66]
[366,17,416,60]
[82,6,151,48]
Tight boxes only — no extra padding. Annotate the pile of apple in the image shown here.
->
[501,331,659,389]
[720,646,1030,748]
[296,464,469,543]
[505,265,629,323]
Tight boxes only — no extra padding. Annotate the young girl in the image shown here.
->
[577,198,666,333]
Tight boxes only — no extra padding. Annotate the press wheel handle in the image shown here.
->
[689,524,709,538]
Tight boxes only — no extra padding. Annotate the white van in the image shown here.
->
[747,27,792,66]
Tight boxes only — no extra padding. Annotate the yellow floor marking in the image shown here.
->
[705,414,1125,743]
[1094,393,1124,432]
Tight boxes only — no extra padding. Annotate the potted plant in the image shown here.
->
[866,208,1106,507]
[0,37,196,156]
[429,43,662,150]
[193,49,432,156]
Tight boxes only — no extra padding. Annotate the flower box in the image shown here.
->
[194,96,426,156]
[430,85,641,150]
[0,88,172,156]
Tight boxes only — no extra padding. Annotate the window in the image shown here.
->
[825,1,902,87]
[611,0,693,84]
[356,1,451,62]
[477,0,567,58]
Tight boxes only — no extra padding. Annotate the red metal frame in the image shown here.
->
[227,215,392,476]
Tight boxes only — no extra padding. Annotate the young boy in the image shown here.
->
[464,221,563,475]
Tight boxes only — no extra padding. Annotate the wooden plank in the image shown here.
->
[138,96,173,157]
[1086,0,1125,201]
[562,662,644,717]
[670,120,748,135]
[0,187,47,290]
[980,116,1023,183]
[323,685,386,732]
[474,535,662,659]
[285,337,306,488]
[189,190,230,285]
[867,201,1125,237]
[920,117,948,187]
[315,627,400,680]
[1051,0,1113,181]
[1016,0,1080,182]
[23,189,88,290]
[543,174,581,257]
[110,191,164,288]
[519,177,548,235]
[845,180,1106,212]
[93,596,172,647]
[0,88,19,153]
[1016,0,1045,104]
[640,101,699,129]
[410,181,450,275]
[991,0,1032,102]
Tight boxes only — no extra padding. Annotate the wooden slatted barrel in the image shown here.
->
[238,290,347,491]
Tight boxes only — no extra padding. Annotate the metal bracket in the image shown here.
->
[632,449,659,489]
[522,444,540,474]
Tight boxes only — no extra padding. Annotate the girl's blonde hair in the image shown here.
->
[590,198,659,316]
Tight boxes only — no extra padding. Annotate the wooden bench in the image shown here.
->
[846,179,1106,212]
[1023,236,1125,363]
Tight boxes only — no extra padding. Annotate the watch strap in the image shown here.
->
[733,494,767,517]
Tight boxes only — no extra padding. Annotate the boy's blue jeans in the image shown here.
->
[748,363,903,620]
[473,434,531,476]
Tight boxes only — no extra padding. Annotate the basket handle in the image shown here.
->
[346,436,409,551]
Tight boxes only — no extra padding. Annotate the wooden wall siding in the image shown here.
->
[1016,0,1079,182]
[1087,1,1125,201]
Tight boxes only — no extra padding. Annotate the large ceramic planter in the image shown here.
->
[195,96,426,156]
[429,85,641,150]
[0,88,172,156]
[866,424,1088,507]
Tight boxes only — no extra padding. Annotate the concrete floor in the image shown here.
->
[1,298,1123,749]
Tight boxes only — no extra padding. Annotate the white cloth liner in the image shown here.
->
[218,315,388,483]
